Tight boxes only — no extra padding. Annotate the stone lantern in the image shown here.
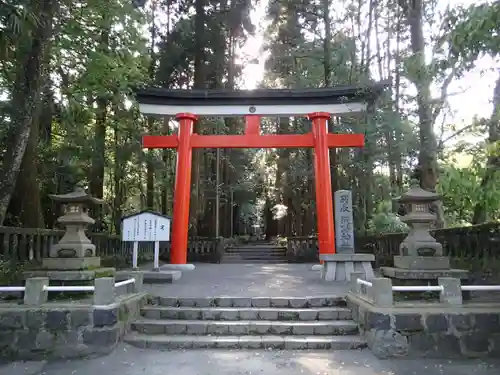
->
[380,179,468,286]
[42,187,104,270]
[394,179,447,269]
[24,187,115,289]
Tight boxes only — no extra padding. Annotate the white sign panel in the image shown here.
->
[334,190,355,254]
[121,212,171,242]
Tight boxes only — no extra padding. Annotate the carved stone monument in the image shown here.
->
[380,180,468,286]
[317,189,375,282]
[24,187,115,285]
[334,190,355,254]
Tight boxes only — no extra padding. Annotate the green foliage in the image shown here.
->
[367,201,408,235]
[443,1,500,61]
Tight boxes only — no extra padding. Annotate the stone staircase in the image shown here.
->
[221,244,288,263]
[125,295,366,350]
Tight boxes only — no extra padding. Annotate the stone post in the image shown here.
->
[93,277,116,305]
[438,277,463,305]
[349,272,365,294]
[24,277,49,306]
[371,278,393,307]
[129,271,144,293]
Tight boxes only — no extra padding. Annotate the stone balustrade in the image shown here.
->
[346,273,500,359]
[0,272,147,360]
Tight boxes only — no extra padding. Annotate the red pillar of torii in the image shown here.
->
[143,113,365,265]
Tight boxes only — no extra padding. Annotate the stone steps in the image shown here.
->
[125,333,366,350]
[141,306,352,321]
[132,319,359,335]
[124,295,364,350]
[148,295,347,308]
[222,245,287,263]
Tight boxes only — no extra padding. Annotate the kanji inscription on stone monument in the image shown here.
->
[334,189,354,254]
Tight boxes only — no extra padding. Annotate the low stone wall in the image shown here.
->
[0,292,148,360]
[347,293,500,359]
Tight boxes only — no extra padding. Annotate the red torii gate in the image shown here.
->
[135,83,386,267]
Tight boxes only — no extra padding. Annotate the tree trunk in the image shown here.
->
[190,0,206,234]
[405,0,443,227]
[472,71,500,224]
[0,0,55,225]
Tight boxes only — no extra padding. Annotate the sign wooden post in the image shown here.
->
[121,211,171,271]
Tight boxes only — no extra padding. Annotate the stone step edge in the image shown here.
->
[148,296,347,308]
[141,306,352,321]
[133,318,358,327]
[132,319,358,335]
[124,333,367,350]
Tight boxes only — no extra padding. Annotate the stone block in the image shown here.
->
[285,336,308,349]
[141,270,181,284]
[261,336,285,349]
[177,298,197,307]
[251,297,270,308]
[270,297,289,307]
[365,312,390,330]
[393,313,424,332]
[288,298,308,308]
[393,255,450,270]
[293,324,314,335]
[93,277,115,305]
[448,314,472,331]
[0,310,25,329]
[192,298,212,307]
[371,278,393,307]
[207,323,229,335]
[425,314,448,333]
[165,322,187,334]
[433,334,462,358]
[278,310,298,320]
[270,322,291,335]
[317,310,337,320]
[366,329,409,359]
[380,267,469,280]
[239,309,258,320]
[41,256,101,270]
[186,322,208,335]
[238,336,262,349]
[70,309,92,328]
[473,313,500,333]
[462,332,490,355]
[159,297,178,306]
[215,337,239,349]
[308,297,327,307]
[259,309,278,320]
[219,309,239,321]
[232,297,252,307]
[249,322,271,334]
[438,277,462,305]
[35,330,55,350]
[24,277,48,306]
[26,310,46,330]
[180,309,201,320]
[46,310,69,331]
[93,307,118,327]
[83,327,120,347]
[15,330,38,351]
[298,310,318,321]
[228,323,248,335]
[214,297,232,307]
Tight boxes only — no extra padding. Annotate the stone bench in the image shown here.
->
[319,253,375,282]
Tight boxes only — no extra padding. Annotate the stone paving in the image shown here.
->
[143,263,348,297]
[2,344,500,375]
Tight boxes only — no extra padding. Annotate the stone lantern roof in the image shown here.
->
[49,187,104,205]
[397,179,441,203]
